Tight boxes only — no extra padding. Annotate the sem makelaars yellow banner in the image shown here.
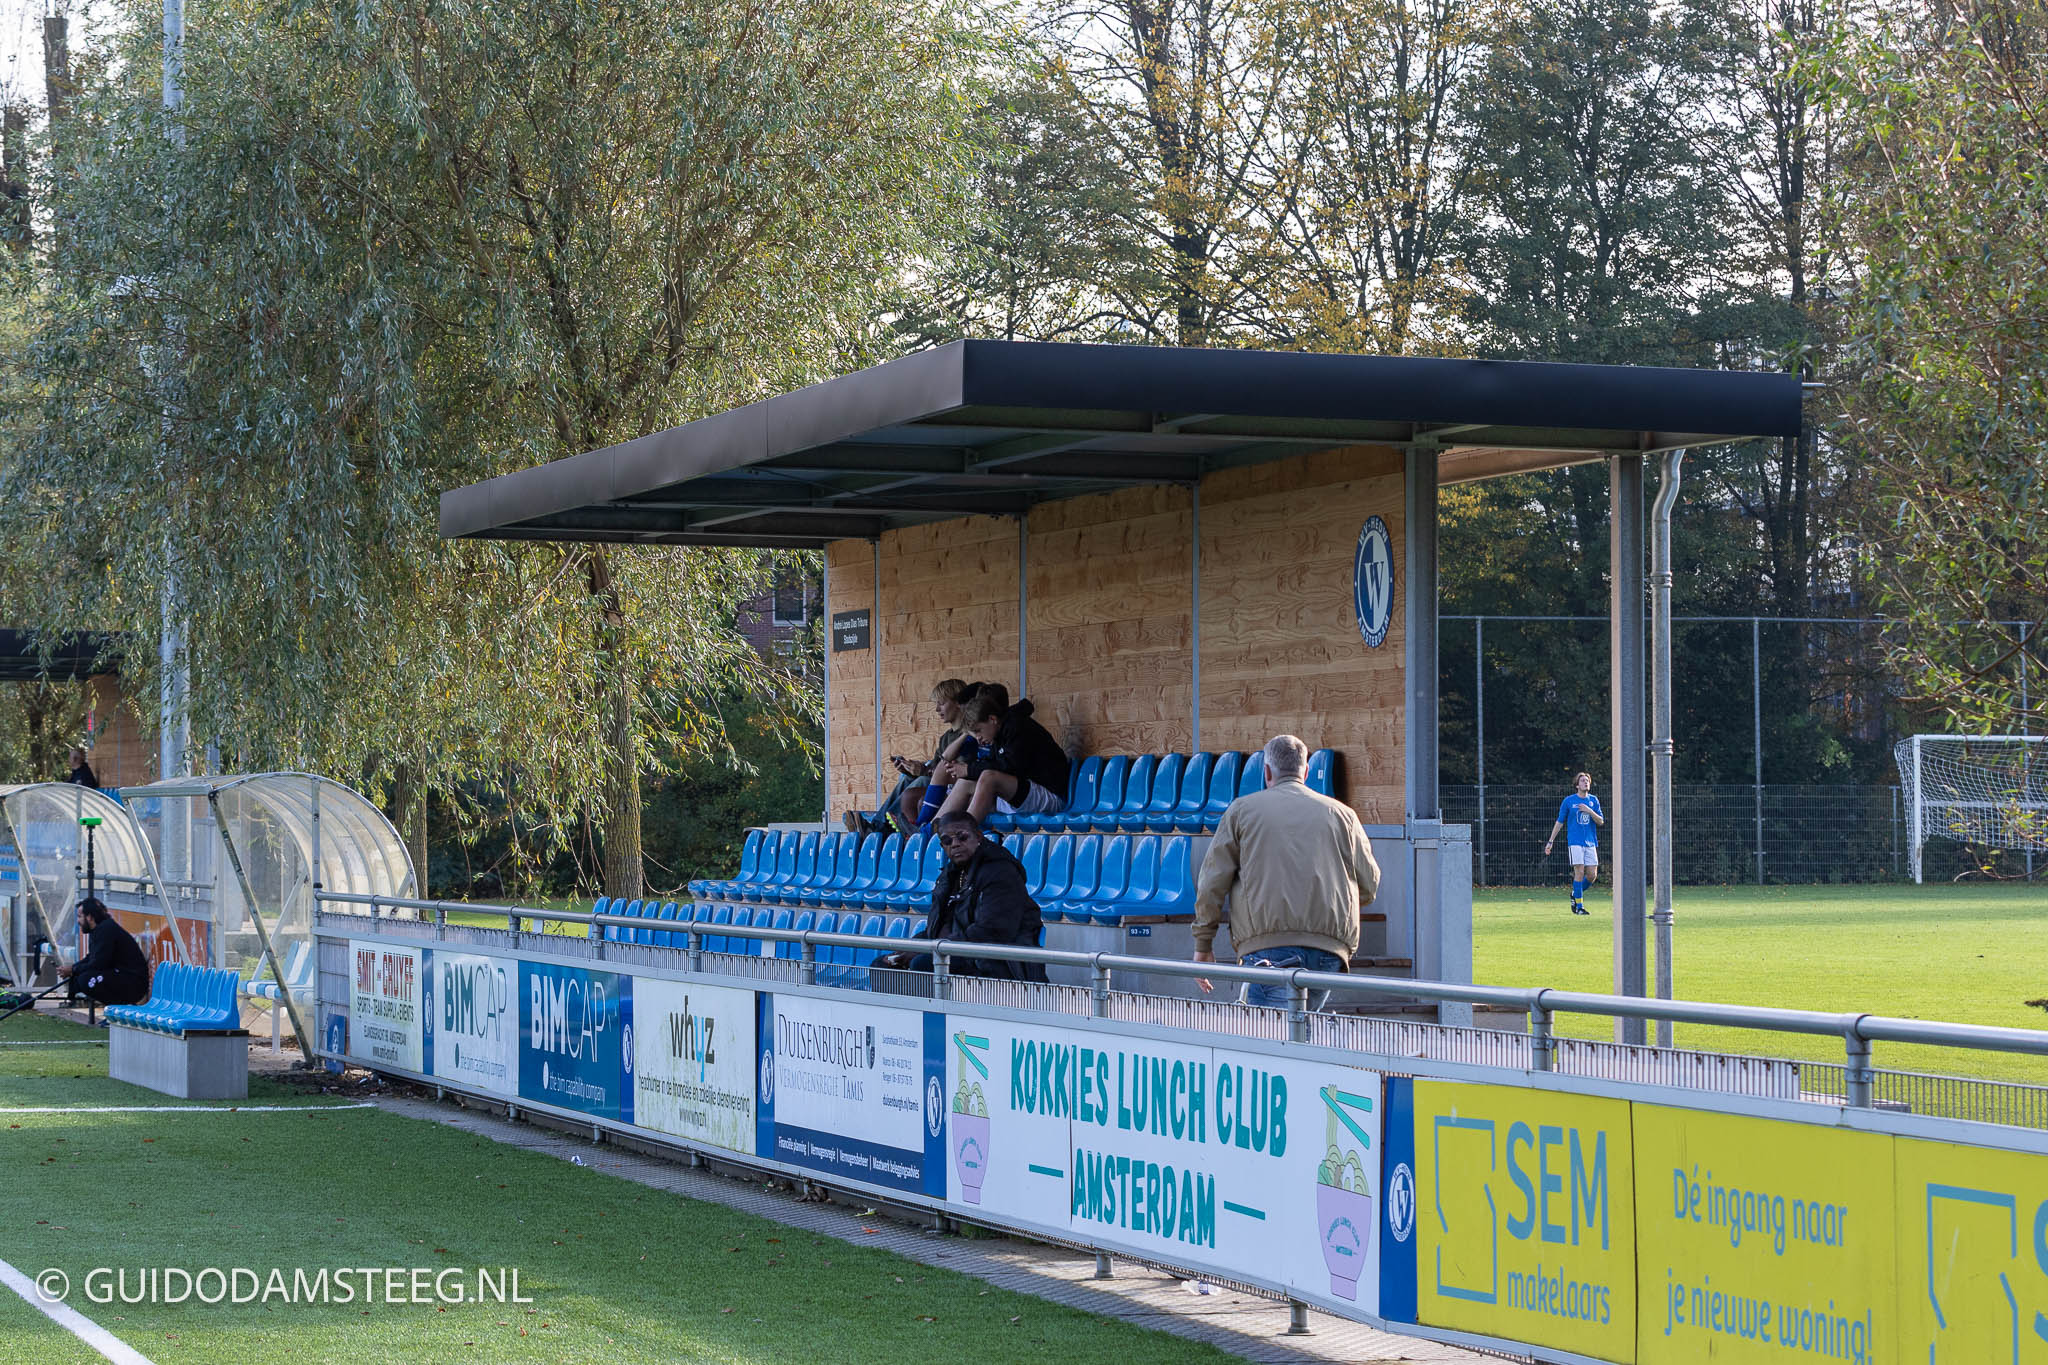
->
[1414,1080,1636,1362]
[1631,1107,1894,1364]
[1894,1134,2048,1364]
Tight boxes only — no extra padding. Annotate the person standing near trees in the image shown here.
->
[1543,771,1604,916]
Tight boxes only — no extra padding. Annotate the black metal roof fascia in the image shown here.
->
[441,340,1801,542]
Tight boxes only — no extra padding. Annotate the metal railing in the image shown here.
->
[316,890,2048,1120]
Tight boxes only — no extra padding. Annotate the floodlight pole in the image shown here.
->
[157,0,193,885]
[1649,450,1684,1048]
[209,792,312,1058]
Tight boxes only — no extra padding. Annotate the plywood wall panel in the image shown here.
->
[826,442,1409,825]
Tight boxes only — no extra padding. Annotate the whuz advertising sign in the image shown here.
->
[755,993,945,1197]
[946,1013,1382,1313]
[426,950,516,1099]
[518,961,633,1125]
[634,978,755,1154]
[348,939,424,1073]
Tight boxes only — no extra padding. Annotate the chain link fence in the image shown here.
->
[1442,782,2025,886]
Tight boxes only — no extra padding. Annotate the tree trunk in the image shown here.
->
[587,546,644,900]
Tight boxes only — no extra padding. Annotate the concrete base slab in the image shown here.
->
[109,1026,250,1099]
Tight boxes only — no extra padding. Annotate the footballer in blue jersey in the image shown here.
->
[1543,771,1605,915]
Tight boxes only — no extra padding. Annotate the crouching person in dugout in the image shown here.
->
[878,811,1048,983]
[62,897,151,1007]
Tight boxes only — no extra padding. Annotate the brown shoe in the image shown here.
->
[841,811,862,833]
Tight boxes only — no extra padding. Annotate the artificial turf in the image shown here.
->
[0,1014,1244,1365]
[1473,880,2048,1082]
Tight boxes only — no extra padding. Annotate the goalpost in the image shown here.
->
[1895,735,2047,883]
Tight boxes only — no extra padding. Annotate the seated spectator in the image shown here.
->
[886,678,967,830]
[935,691,1069,822]
[879,812,1047,982]
[61,898,150,1007]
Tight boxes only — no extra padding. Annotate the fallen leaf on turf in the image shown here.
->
[1010,1316,1021,1324]
[917,1315,936,1322]
[720,1307,734,1314]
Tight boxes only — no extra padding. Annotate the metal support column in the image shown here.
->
[2024,623,2035,881]
[1752,616,1764,884]
[821,553,832,827]
[1474,617,1485,887]
[1017,518,1029,698]
[873,542,883,807]
[1190,485,1202,753]
[1610,455,1647,1044]
[1404,450,1440,823]
[1650,451,1682,1048]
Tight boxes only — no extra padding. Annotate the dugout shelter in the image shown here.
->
[441,341,1799,1032]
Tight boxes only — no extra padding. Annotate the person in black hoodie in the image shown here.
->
[934,691,1071,822]
[881,813,1047,982]
[61,898,150,1006]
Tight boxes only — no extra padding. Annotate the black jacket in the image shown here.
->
[68,761,97,788]
[920,840,1048,982]
[77,916,149,993]
[967,700,1070,806]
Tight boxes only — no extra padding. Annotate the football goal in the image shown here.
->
[1895,735,2046,883]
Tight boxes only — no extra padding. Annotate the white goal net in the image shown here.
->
[1895,736,2047,882]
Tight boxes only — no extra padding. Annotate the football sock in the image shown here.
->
[1572,879,1585,900]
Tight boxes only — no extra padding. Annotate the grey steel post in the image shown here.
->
[821,553,832,827]
[687,928,703,972]
[1190,485,1202,752]
[1909,735,1923,884]
[1844,1031,1873,1108]
[309,774,323,912]
[507,908,520,934]
[1093,1252,1113,1280]
[800,939,817,986]
[932,948,951,1002]
[435,906,447,942]
[1650,451,1683,1047]
[1017,517,1028,697]
[1610,454,1647,1043]
[1529,1005,1555,1072]
[1404,449,1441,822]
[1289,980,1310,1043]
[873,542,884,806]
[1090,961,1111,1017]
[1288,1301,1311,1335]
[1753,616,1764,884]
[157,0,191,887]
[1475,616,1485,887]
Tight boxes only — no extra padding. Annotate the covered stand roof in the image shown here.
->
[440,340,1803,549]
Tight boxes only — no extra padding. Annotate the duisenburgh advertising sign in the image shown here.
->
[945,1012,1383,1313]
[634,978,755,1154]
[425,950,516,1099]
[518,961,633,1125]
[755,993,945,1197]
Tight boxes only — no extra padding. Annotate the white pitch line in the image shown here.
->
[0,1102,377,1114]
[0,1040,108,1046]
[0,1256,157,1365]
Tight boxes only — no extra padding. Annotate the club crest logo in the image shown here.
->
[1354,516,1394,648]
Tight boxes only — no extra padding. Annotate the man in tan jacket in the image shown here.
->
[1192,734,1380,1011]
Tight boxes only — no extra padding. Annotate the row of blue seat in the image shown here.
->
[688,826,1199,925]
[595,899,927,989]
[983,747,1335,834]
[105,963,241,1035]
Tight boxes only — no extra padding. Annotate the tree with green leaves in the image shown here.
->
[1819,0,2048,737]
[2,0,972,894]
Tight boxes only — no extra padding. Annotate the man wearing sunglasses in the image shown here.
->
[878,812,1047,983]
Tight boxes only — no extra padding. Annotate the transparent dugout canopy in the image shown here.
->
[120,774,417,1029]
[0,782,159,980]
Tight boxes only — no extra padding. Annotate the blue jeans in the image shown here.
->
[1239,946,1346,1012]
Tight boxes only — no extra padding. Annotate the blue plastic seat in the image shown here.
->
[692,828,762,899]
[1237,749,1266,799]
[1156,752,1215,831]
[909,916,928,938]
[1014,834,1047,896]
[1109,755,1156,833]
[883,916,911,941]
[780,910,816,960]
[1019,756,1100,832]
[1049,835,1102,922]
[1037,835,1075,912]
[747,833,799,903]
[709,904,735,953]
[1305,748,1337,796]
[887,834,943,909]
[1101,837,1160,920]
[656,901,682,948]
[1148,836,1198,916]
[766,908,794,956]
[1069,756,1127,831]
[841,834,882,906]
[1122,753,1182,831]
[1199,752,1243,828]
[797,833,843,906]
[108,963,240,1035]
[809,833,860,906]
[780,833,821,904]
[858,835,904,908]
[1072,835,1132,923]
